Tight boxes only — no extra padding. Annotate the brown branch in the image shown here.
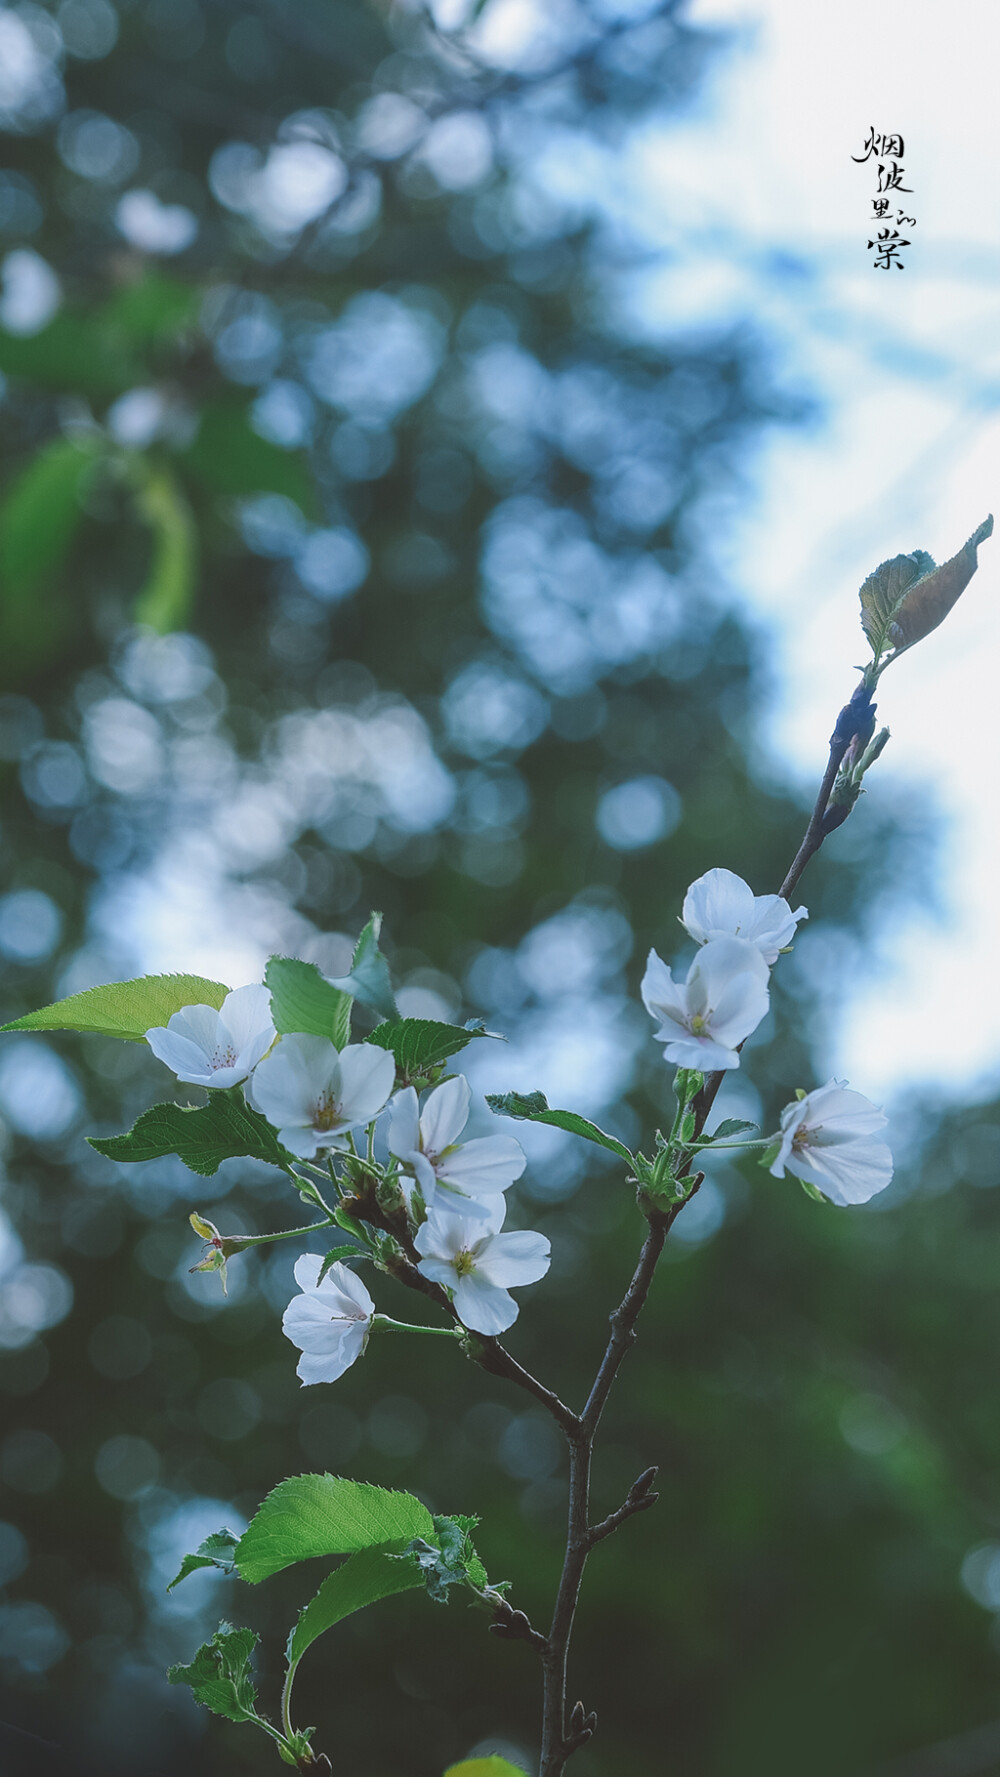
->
[536,673,885,1776]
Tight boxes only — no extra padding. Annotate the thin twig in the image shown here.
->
[536,674,882,1776]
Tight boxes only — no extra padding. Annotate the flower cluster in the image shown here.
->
[145,986,548,1386]
[642,868,892,1208]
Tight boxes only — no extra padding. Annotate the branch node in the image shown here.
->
[587,1465,660,1548]
[488,1596,546,1653]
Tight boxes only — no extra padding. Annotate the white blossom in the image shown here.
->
[414,1198,550,1336]
[388,1075,526,1217]
[770,1080,892,1206]
[642,936,770,1071]
[682,867,807,965]
[251,1034,395,1158]
[145,984,275,1089]
[282,1252,375,1384]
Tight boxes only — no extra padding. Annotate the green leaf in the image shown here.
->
[328,913,399,1022]
[402,1514,491,1603]
[0,436,102,596]
[365,1017,500,1083]
[265,957,352,1048]
[178,399,314,511]
[235,1474,434,1584]
[167,1623,262,1725]
[89,1088,291,1177]
[444,1761,529,1777]
[1,972,230,1042]
[167,1528,240,1591]
[131,465,197,633]
[485,1091,634,1167]
[859,548,936,659]
[0,314,140,396]
[317,1242,361,1284]
[708,1118,758,1140]
[287,1543,424,1669]
[99,272,197,344]
[799,1177,828,1205]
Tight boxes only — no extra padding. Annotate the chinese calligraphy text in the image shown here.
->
[853,127,915,268]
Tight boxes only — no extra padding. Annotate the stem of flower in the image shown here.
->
[230,1215,338,1250]
[371,1313,464,1340]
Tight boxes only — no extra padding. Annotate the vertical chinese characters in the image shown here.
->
[852,127,915,269]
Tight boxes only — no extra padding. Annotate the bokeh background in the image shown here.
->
[0,2,999,1774]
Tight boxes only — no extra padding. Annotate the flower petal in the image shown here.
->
[784,1136,893,1207]
[388,1087,420,1159]
[435,1135,526,1197]
[293,1252,325,1292]
[681,868,756,945]
[218,983,275,1066]
[641,949,686,1026]
[451,1270,518,1335]
[660,1034,741,1070]
[253,1035,337,1131]
[293,1320,369,1385]
[475,1229,551,1289]
[145,1025,217,1083]
[419,1074,471,1156]
[335,1043,397,1126]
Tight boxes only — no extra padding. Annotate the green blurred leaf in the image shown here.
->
[179,400,314,510]
[328,912,399,1022]
[236,1475,434,1584]
[265,957,352,1048]
[0,435,101,595]
[89,1089,292,1178]
[100,272,197,344]
[167,1623,262,1725]
[0,314,139,396]
[485,1091,634,1167]
[287,1543,423,1668]
[132,465,197,632]
[366,1017,499,1082]
[444,1761,528,1776]
[167,1529,240,1592]
[1,972,229,1042]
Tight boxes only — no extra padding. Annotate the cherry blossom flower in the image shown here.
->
[642,936,770,1071]
[145,984,275,1089]
[282,1253,375,1384]
[769,1080,892,1206]
[388,1075,526,1217]
[251,1034,395,1159]
[414,1198,550,1336]
[682,867,807,965]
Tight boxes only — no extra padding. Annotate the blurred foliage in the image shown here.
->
[0,3,994,1777]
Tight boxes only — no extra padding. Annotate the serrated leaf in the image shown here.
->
[265,957,352,1048]
[131,465,197,634]
[167,1528,240,1591]
[708,1118,758,1140]
[328,913,399,1022]
[859,549,935,659]
[89,1088,291,1177]
[316,1243,361,1284]
[365,1017,499,1083]
[882,515,993,656]
[485,1091,634,1167]
[235,1475,434,1584]
[287,1543,423,1669]
[167,1623,261,1725]
[444,1761,529,1777]
[1,973,230,1042]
